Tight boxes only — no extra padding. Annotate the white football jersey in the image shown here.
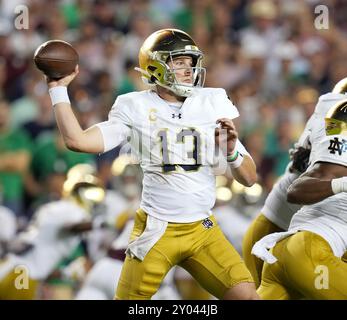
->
[262,92,347,230]
[9,200,88,280]
[96,88,249,223]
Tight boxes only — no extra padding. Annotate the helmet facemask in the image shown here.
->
[163,51,206,97]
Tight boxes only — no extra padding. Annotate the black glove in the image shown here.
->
[289,146,311,174]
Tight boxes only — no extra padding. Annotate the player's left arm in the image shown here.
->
[231,154,257,187]
[216,118,257,187]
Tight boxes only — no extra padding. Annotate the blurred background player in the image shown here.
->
[0,167,105,299]
[83,157,142,264]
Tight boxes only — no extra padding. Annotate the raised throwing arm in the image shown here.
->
[47,66,129,154]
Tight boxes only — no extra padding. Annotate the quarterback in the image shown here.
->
[252,99,347,299]
[46,29,258,299]
[242,81,347,287]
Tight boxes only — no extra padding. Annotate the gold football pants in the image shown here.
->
[0,266,38,300]
[242,213,283,288]
[116,209,253,300]
[258,231,347,300]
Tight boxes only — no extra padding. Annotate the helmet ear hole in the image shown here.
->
[147,65,159,83]
[148,66,157,72]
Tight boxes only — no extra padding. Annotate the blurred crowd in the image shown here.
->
[0,0,347,299]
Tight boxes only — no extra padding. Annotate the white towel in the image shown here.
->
[251,230,298,264]
[126,214,168,261]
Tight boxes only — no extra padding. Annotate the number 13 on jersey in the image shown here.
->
[158,128,202,173]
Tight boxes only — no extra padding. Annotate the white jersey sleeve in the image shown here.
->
[195,88,240,120]
[208,88,239,120]
[95,95,133,153]
[296,113,315,148]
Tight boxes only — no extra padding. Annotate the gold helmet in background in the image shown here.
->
[111,154,142,200]
[325,99,347,136]
[136,28,205,97]
[63,164,105,213]
[332,77,347,94]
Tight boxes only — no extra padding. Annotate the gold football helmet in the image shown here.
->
[63,164,105,213]
[111,154,142,200]
[325,99,347,136]
[136,28,205,97]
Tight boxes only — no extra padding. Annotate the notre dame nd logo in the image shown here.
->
[202,218,214,229]
[328,137,347,155]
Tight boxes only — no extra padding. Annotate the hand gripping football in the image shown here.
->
[34,40,79,80]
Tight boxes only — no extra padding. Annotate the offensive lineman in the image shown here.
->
[242,80,347,287]
[46,29,258,300]
[252,99,347,299]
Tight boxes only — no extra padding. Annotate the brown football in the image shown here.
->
[34,40,79,79]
